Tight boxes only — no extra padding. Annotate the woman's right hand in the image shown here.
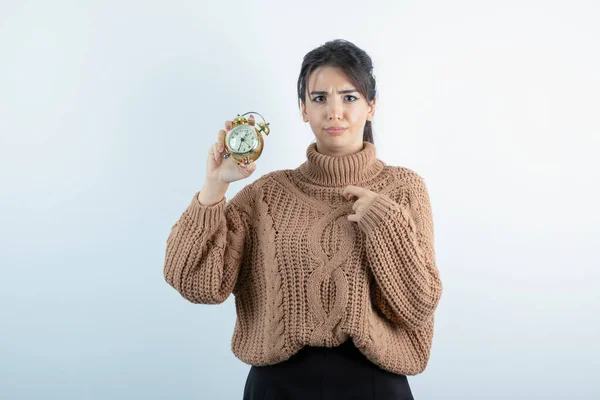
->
[206,115,258,184]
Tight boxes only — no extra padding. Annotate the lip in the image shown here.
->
[325,127,347,134]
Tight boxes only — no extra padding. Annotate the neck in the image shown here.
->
[296,141,385,187]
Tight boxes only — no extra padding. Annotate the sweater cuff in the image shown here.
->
[184,191,227,227]
[357,193,416,236]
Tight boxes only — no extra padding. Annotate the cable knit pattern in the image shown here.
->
[254,191,287,363]
[164,141,443,375]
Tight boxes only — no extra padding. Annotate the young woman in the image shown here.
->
[164,39,443,399]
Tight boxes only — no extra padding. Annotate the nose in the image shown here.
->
[327,97,344,120]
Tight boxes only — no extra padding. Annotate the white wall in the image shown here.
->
[1,0,598,399]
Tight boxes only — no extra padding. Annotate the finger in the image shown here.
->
[214,143,223,167]
[248,114,255,126]
[225,120,232,131]
[342,185,365,199]
[212,143,220,165]
[238,161,257,174]
[218,130,226,152]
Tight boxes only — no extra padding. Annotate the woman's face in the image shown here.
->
[301,66,376,157]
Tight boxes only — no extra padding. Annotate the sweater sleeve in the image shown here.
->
[357,175,442,330]
[163,188,251,304]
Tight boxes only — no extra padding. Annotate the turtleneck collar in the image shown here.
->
[296,141,385,187]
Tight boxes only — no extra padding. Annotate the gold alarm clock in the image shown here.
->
[223,112,271,165]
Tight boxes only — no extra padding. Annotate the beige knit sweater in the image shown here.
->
[164,141,443,375]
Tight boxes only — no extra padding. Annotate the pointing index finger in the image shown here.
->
[343,185,364,198]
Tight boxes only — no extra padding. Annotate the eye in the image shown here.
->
[311,95,359,103]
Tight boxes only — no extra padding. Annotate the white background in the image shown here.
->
[1,0,599,399]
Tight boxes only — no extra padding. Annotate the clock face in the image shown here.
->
[227,125,259,153]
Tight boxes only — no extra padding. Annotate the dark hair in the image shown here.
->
[297,39,377,145]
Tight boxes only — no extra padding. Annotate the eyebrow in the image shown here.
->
[310,89,358,95]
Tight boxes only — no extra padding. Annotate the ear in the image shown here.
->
[301,100,309,122]
[366,97,376,121]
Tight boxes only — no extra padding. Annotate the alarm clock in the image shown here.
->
[223,112,271,165]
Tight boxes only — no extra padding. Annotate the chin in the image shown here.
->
[327,132,359,141]
[319,136,347,146]
[316,135,362,152]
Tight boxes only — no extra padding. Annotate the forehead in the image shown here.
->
[308,66,354,89]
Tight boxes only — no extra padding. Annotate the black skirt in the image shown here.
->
[242,339,414,400]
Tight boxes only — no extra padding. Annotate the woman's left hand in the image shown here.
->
[342,185,379,223]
